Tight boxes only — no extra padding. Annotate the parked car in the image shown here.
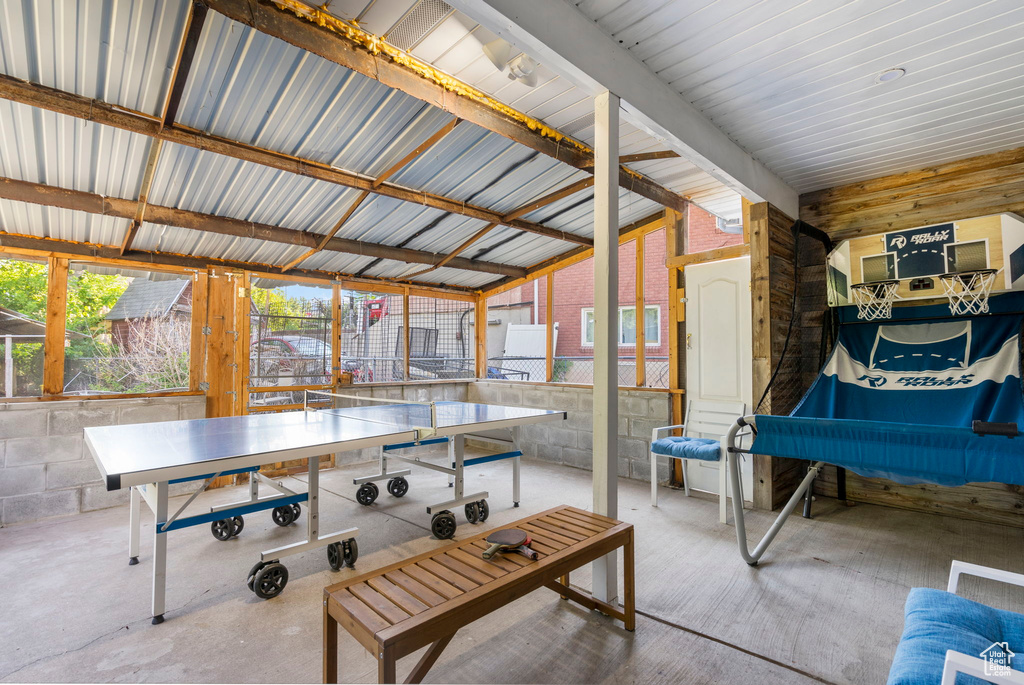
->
[251,335,331,402]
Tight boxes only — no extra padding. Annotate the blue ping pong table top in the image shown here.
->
[85,402,566,491]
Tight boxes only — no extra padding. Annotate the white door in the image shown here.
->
[683,256,753,500]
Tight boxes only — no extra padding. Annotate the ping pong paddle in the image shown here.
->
[482,528,539,561]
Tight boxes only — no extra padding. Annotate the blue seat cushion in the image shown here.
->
[650,436,721,461]
[888,588,1024,685]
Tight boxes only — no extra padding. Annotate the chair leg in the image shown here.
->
[650,452,658,507]
[719,458,728,524]
[682,458,691,497]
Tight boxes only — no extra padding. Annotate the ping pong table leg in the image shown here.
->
[452,434,465,500]
[512,427,521,507]
[152,480,168,624]
[447,439,454,488]
[128,486,141,565]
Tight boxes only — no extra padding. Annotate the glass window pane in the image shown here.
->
[584,310,594,344]
[644,306,659,344]
[64,263,191,395]
[0,256,48,397]
[620,307,636,345]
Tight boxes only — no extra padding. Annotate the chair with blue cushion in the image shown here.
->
[650,399,747,523]
[888,561,1024,685]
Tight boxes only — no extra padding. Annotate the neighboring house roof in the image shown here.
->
[105,279,190,321]
[0,306,89,339]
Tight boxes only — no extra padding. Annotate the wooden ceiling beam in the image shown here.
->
[0,75,591,248]
[120,139,163,255]
[200,0,688,213]
[0,232,478,293]
[503,177,594,223]
[0,176,524,279]
[285,118,463,271]
[162,2,209,127]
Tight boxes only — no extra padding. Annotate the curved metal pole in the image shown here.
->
[727,416,824,566]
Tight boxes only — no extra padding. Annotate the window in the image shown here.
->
[581,306,660,346]
[0,256,48,397]
[64,264,192,395]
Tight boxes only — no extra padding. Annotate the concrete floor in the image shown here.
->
[3,456,1024,684]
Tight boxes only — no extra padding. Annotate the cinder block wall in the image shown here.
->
[0,395,206,525]
[467,381,672,484]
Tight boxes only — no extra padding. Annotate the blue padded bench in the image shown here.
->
[888,561,1024,685]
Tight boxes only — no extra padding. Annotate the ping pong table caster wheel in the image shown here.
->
[251,562,288,600]
[342,538,358,567]
[212,516,242,541]
[272,505,296,527]
[386,476,409,498]
[356,482,379,506]
[431,511,457,540]
[464,500,488,524]
[290,503,301,521]
[477,499,489,522]
[327,542,343,570]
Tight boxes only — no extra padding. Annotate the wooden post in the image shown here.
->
[43,257,68,395]
[475,295,487,378]
[189,270,208,394]
[546,276,554,382]
[592,90,619,604]
[635,238,645,387]
[332,283,342,387]
[403,286,411,381]
[748,202,773,511]
[666,208,686,485]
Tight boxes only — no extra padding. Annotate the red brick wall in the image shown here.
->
[687,203,743,253]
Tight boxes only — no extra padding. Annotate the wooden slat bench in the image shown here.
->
[323,505,635,684]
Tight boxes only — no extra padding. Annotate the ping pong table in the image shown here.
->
[84,396,566,624]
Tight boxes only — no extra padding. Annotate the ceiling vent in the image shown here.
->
[387,0,454,52]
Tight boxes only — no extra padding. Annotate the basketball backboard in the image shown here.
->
[827,213,1024,307]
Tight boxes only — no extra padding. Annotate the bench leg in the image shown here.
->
[405,632,455,684]
[323,602,338,684]
[378,645,397,684]
[624,528,635,632]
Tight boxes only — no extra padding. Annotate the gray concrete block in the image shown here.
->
[82,484,130,512]
[629,457,668,484]
[5,436,83,466]
[178,400,207,421]
[0,408,47,439]
[618,416,629,436]
[560,447,592,470]
[564,411,592,432]
[2,489,80,524]
[630,418,668,441]
[0,465,45,497]
[648,397,672,421]
[118,402,177,425]
[617,437,648,460]
[619,396,651,418]
[578,431,593,451]
[48,408,117,436]
[497,387,523,406]
[46,459,101,490]
[547,389,579,411]
[618,456,630,479]
[577,392,593,411]
[548,427,578,449]
[520,389,551,408]
[0,440,4,467]
[533,444,562,464]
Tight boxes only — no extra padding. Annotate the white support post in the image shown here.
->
[592,90,620,604]
[151,480,169,624]
[128,485,141,565]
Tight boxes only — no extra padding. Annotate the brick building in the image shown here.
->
[486,204,740,386]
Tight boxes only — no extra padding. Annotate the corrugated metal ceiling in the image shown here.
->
[0,0,696,293]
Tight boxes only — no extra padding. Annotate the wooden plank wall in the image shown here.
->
[799,144,1024,528]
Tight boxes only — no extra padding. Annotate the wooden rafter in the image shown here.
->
[120,139,163,255]
[402,222,498,279]
[162,2,209,127]
[199,0,688,214]
[620,151,681,164]
[373,118,461,188]
[282,117,462,271]
[0,176,524,278]
[0,75,592,248]
[0,232,479,293]
[503,177,594,222]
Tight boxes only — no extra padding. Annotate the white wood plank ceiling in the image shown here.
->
[326,0,1024,195]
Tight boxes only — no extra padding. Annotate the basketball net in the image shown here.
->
[940,269,996,316]
[851,281,900,320]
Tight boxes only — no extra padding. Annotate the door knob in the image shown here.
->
[686,333,692,349]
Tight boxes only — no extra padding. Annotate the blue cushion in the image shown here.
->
[888,588,1024,685]
[650,436,721,461]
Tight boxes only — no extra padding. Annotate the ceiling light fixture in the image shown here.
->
[875,67,906,84]
[482,38,540,87]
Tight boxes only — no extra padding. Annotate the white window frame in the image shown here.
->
[581,305,660,347]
